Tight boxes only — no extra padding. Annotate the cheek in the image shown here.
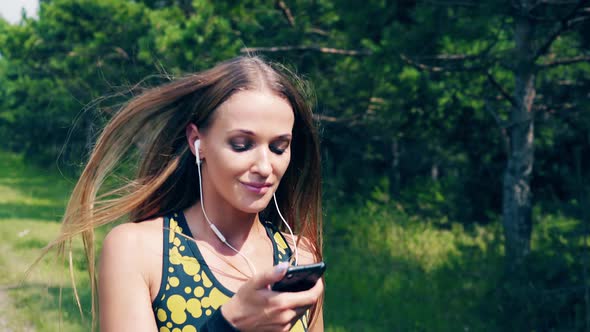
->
[215,162,244,179]
[207,153,243,180]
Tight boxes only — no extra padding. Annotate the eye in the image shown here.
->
[270,140,290,155]
[229,137,253,152]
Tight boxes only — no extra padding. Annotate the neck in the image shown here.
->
[184,201,262,250]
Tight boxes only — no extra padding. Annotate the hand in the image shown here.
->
[221,262,324,332]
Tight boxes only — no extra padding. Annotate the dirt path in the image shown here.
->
[0,287,10,331]
[0,285,35,332]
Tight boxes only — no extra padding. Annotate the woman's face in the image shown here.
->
[194,89,295,214]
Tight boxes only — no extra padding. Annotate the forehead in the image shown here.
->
[211,90,295,134]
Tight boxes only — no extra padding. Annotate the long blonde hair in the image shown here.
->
[40,56,323,328]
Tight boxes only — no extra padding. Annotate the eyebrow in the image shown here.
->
[228,129,292,139]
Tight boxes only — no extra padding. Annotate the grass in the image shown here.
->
[322,200,505,332]
[0,151,92,331]
[322,200,588,331]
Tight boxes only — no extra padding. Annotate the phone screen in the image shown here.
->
[271,262,326,292]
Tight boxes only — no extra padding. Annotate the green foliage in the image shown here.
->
[489,212,589,331]
[2,0,584,224]
[0,0,157,168]
[1,0,590,329]
[0,0,587,221]
[324,197,503,331]
[324,197,590,331]
[144,1,241,72]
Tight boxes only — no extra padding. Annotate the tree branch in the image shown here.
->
[487,72,518,107]
[399,53,489,72]
[537,0,582,4]
[423,0,479,6]
[538,55,590,67]
[411,53,481,61]
[307,27,330,37]
[240,45,372,56]
[533,0,590,60]
[535,103,583,131]
[275,1,295,27]
[400,53,445,72]
[399,39,498,73]
[312,113,365,126]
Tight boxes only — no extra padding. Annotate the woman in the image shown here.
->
[49,56,324,331]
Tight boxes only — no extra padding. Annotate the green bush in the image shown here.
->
[489,213,588,332]
[324,197,503,331]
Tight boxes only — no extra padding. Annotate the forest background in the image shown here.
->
[0,0,589,331]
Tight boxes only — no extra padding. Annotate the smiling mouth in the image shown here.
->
[241,182,272,194]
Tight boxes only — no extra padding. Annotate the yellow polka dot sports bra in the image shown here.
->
[152,212,309,332]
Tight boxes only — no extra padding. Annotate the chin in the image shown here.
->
[235,206,266,216]
[238,197,273,214]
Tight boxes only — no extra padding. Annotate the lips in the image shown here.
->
[241,182,272,194]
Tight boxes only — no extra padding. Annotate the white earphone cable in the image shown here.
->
[196,150,258,276]
[273,193,299,266]
[195,139,299,275]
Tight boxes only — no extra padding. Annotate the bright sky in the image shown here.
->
[0,0,39,24]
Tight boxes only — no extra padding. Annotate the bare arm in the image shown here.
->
[297,237,324,332]
[308,307,324,332]
[99,223,158,332]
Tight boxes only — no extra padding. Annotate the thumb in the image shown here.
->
[251,262,289,290]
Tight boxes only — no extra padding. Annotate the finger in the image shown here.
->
[250,262,289,290]
[310,277,324,293]
[269,284,322,309]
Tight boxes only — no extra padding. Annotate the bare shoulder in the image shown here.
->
[100,218,164,286]
[99,218,164,330]
[102,218,163,257]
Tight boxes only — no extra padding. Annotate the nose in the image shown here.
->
[251,147,272,177]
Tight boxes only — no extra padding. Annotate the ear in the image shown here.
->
[186,123,203,160]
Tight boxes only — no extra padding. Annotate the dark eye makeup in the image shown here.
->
[269,140,290,155]
[229,137,253,152]
[228,137,290,155]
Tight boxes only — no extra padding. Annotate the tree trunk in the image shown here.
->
[502,3,536,271]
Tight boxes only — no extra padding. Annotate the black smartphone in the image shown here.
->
[271,262,326,292]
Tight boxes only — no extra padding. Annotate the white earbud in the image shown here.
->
[194,139,201,164]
